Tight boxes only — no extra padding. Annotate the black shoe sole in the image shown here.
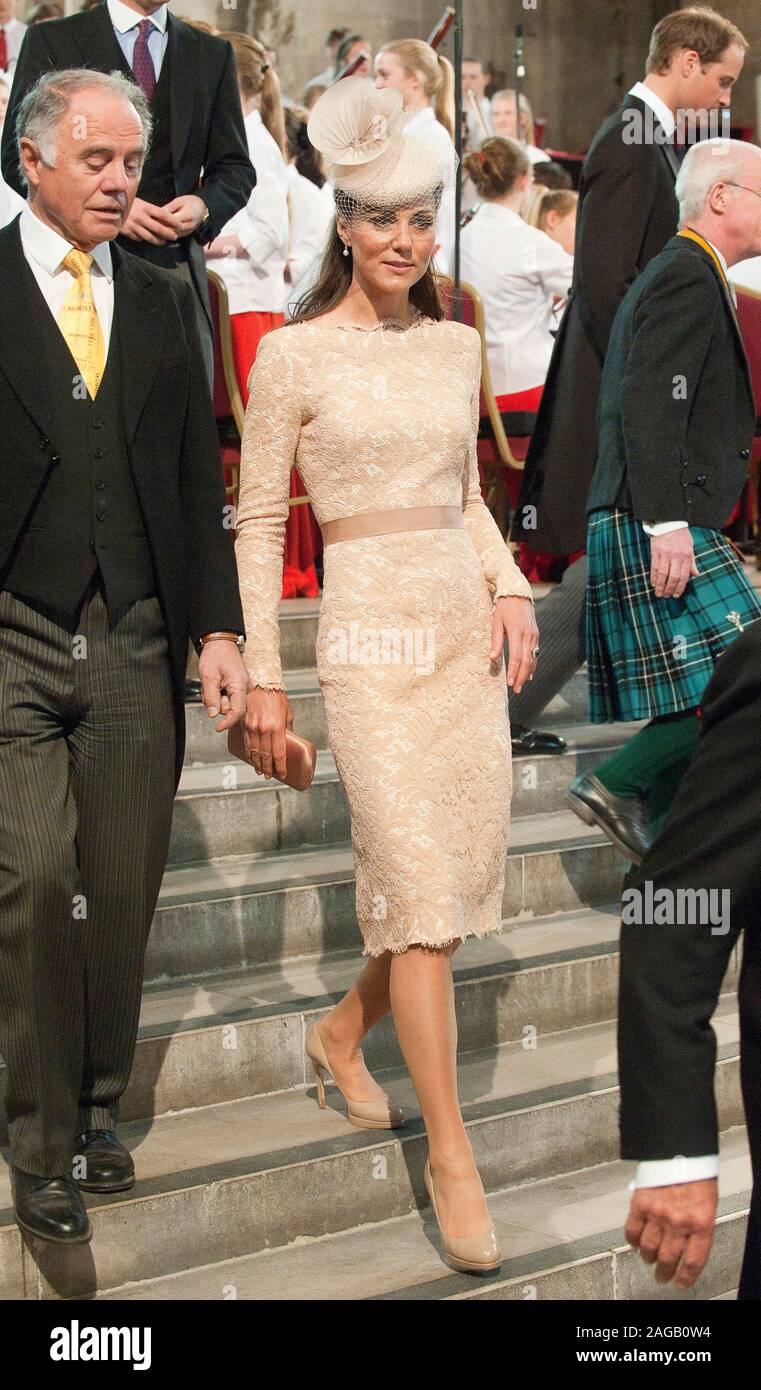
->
[76,1175,135,1193]
[15,1214,92,1245]
[566,789,644,865]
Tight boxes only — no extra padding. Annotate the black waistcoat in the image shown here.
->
[2,298,156,618]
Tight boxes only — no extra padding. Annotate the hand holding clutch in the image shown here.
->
[227,722,317,791]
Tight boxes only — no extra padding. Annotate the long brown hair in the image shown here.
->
[226,32,286,159]
[381,39,455,141]
[288,221,444,325]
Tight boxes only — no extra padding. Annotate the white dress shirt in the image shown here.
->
[211,108,288,315]
[404,106,457,278]
[108,0,168,78]
[0,15,26,76]
[460,202,573,396]
[18,203,114,353]
[642,237,729,540]
[628,80,677,140]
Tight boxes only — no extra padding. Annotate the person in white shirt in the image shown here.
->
[460,137,573,434]
[461,56,493,151]
[0,72,23,228]
[205,32,288,403]
[282,104,334,316]
[491,88,546,165]
[0,0,26,77]
[374,38,457,276]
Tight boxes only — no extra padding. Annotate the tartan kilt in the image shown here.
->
[586,507,761,722]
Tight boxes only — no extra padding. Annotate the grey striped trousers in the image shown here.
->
[0,581,175,1176]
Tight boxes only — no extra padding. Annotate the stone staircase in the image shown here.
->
[0,594,749,1301]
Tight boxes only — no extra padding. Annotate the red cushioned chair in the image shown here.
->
[435,274,526,538]
[735,286,761,562]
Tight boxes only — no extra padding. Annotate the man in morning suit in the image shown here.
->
[618,617,761,1300]
[507,6,747,757]
[568,138,761,861]
[0,69,248,1245]
[1,0,256,386]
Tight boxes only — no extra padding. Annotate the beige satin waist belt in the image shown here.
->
[321,505,465,547]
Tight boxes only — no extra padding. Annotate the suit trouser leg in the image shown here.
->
[508,555,587,728]
[738,925,761,1300]
[0,586,175,1174]
[70,588,176,1135]
[0,594,85,1176]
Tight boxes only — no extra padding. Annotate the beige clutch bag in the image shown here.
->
[227,723,317,791]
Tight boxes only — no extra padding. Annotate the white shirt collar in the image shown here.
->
[244,109,263,132]
[703,236,729,279]
[406,106,436,128]
[20,203,114,281]
[480,202,524,227]
[628,81,676,140]
[108,0,168,35]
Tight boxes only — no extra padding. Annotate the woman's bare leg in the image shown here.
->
[317,951,394,1103]
[390,942,492,1238]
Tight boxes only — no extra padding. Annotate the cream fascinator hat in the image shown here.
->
[307,75,445,215]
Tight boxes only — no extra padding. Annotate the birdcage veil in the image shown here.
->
[307,75,450,225]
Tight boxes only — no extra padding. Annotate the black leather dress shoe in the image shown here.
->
[566,773,652,864]
[184,678,203,703]
[73,1130,135,1193]
[11,1168,91,1244]
[511,724,567,755]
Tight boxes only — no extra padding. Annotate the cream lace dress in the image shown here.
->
[235,313,533,956]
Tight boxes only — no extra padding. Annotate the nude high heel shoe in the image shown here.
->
[305,1021,407,1130]
[423,1158,501,1274]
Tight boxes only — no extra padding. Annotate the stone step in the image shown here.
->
[169,725,635,866]
[0,1005,742,1299]
[97,1126,751,1302]
[183,668,596,765]
[152,811,628,977]
[126,907,626,1120]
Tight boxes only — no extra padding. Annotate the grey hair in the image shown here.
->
[676,136,761,224]
[16,67,152,191]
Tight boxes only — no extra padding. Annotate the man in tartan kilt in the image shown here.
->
[568,137,761,863]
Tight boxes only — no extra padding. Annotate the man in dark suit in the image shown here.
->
[0,68,247,1245]
[507,6,747,756]
[619,618,761,1299]
[1,0,256,386]
[569,136,761,860]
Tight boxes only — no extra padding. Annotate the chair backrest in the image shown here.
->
[206,269,246,438]
[736,286,761,427]
[435,273,521,469]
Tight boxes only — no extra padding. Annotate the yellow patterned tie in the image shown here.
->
[57,249,106,398]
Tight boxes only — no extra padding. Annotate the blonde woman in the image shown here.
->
[205,33,289,401]
[491,87,546,164]
[375,38,458,275]
[529,186,578,256]
[235,80,539,1275]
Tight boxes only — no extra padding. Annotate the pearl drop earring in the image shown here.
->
[343,243,350,257]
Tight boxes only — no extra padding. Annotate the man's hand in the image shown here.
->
[120,196,183,244]
[624,1179,718,1289]
[198,640,249,732]
[650,529,699,599]
[162,194,208,237]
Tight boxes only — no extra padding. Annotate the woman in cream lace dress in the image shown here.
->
[235,78,539,1275]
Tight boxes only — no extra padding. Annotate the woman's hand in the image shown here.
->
[489,596,540,694]
[244,687,294,779]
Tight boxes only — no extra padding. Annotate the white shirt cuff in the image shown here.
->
[628,1154,719,1190]
[642,520,690,536]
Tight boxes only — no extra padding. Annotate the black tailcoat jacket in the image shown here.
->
[513,94,679,553]
[0,217,244,787]
[588,234,756,528]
